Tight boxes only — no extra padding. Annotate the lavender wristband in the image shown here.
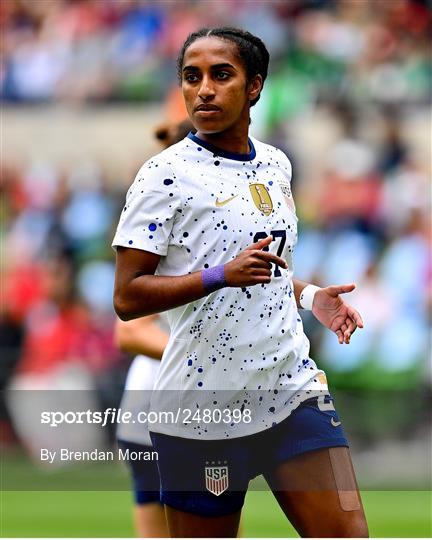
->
[201,264,227,293]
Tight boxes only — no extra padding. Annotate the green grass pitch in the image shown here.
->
[1,489,431,537]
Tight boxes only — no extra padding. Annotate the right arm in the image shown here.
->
[113,235,287,321]
[113,246,207,320]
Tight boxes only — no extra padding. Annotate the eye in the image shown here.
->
[184,73,199,83]
[215,71,230,80]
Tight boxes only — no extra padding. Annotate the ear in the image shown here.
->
[248,74,263,103]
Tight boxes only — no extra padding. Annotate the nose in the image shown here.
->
[198,75,215,101]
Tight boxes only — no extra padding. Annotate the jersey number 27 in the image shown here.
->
[253,230,286,277]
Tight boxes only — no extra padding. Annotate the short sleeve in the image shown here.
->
[276,148,293,183]
[112,158,181,256]
[275,149,296,215]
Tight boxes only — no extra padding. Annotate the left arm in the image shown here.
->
[293,279,364,345]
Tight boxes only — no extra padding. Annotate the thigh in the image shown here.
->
[264,447,368,538]
[134,503,168,538]
[151,432,250,536]
[165,506,241,538]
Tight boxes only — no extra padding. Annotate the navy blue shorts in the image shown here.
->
[117,440,161,505]
[150,395,348,517]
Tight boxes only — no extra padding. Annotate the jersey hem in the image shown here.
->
[112,234,168,256]
[148,385,329,441]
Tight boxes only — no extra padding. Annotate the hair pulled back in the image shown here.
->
[177,27,269,107]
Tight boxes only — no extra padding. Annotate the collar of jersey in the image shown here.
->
[187,132,256,161]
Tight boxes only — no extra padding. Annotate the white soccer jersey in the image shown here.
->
[116,354,160,446]
[113,133,328,439]
[116,316,168,446]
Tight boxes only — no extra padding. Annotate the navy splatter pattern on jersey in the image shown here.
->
[112,134,328,440]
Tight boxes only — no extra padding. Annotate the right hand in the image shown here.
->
[224,235,288,287]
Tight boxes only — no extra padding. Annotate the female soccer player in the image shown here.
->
[113,27,368,538]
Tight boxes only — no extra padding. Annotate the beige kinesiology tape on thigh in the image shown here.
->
[329,448,362,511]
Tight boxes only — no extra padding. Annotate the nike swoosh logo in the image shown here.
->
[331,417,342,427]
[215,195,238,207]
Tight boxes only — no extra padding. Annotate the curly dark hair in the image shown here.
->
[177,27,270,107]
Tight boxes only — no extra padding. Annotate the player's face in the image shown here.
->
[181,37,261,136]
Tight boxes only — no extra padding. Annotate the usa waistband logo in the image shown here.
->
[205,463,229,496]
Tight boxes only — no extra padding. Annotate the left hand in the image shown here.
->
[312,284,364,344]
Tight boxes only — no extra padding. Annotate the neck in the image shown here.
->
[195,107,251,155]
[195,130,250,155]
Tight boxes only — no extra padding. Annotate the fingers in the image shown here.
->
[326,283,356,297]
[336,329,344,345]
[254,273,272,284]
[225,235,288,287]
[338,313,363,344]
[244,236,288,271]
[251,258,274,270]
[253,250,288,269]
[342,319,355,344]
[347,305,364,328]
[337,326,351,345]
[246,235,273,251]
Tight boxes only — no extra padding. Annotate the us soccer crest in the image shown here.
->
[249,183,273,216]
[205,464,229,496]
[276,176,296,213]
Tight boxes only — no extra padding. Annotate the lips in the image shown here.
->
[195,104,221,112]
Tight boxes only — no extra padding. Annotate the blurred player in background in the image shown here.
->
[116,314,169,538]
[115,119,192,538]
[113,27,368,538]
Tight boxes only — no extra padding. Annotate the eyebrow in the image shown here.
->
[182,63,235,72]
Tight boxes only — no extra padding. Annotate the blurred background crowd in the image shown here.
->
[1,0,431,461]
[1,0,430,105]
